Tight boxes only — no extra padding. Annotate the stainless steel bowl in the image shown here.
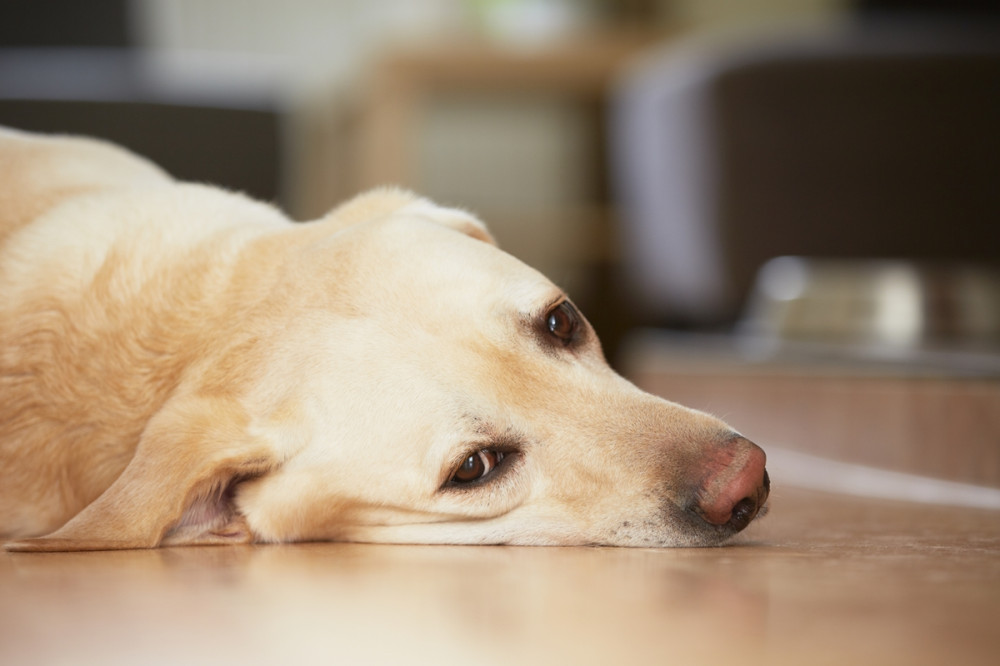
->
[739,257,1000,352]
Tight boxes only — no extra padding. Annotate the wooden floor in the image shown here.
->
[3,487,998,666]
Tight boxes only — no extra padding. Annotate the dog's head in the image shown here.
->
[229,190,769,548]
[6,189,768,552]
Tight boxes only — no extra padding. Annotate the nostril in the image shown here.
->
[728,497,759,531]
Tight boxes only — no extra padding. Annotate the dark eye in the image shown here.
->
[546,301,580,344]
[451,450,505,484]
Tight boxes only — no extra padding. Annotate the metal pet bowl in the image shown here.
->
[738,257,1000,353]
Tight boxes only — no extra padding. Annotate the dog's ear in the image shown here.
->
[401,198,497,245]
[320,187,497,245]
[320,187,422,230]
[3,396,278,552]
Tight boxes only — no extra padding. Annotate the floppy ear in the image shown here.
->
[319,187,422,230]
[4,395,278,552]
[401,198,497,245]
[320,187,497,245]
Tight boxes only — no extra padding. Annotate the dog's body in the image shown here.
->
[0,127,768,552]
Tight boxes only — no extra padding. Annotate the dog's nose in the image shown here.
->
[694,438,769,531]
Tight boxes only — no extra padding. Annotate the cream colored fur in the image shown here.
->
[0,127,766,551]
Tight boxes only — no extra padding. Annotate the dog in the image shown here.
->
[0,127,768,552]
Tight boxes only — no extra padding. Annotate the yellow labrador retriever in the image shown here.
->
[0,127,768,552]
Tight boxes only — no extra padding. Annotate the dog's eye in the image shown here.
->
[451,450,504,484]
[546,301,580,344]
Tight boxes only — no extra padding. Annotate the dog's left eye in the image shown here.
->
[546,301,581,344]
[451,450,505,484]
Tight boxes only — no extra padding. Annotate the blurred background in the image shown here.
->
[2,0,999,493]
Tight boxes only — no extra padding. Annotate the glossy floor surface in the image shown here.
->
[3,487,998,665]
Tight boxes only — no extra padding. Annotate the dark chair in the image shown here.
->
[611,19,1000,328]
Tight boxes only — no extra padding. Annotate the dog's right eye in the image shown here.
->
[451,450,505,485]
[545,301,581,345]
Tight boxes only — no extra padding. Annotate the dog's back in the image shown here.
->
[0,127,169,244]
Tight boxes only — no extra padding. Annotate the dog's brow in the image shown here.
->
[516,291,564,330]
[537,293,567,316]
[468,417,527,446]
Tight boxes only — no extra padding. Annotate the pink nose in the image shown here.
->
[696,438,769,531]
